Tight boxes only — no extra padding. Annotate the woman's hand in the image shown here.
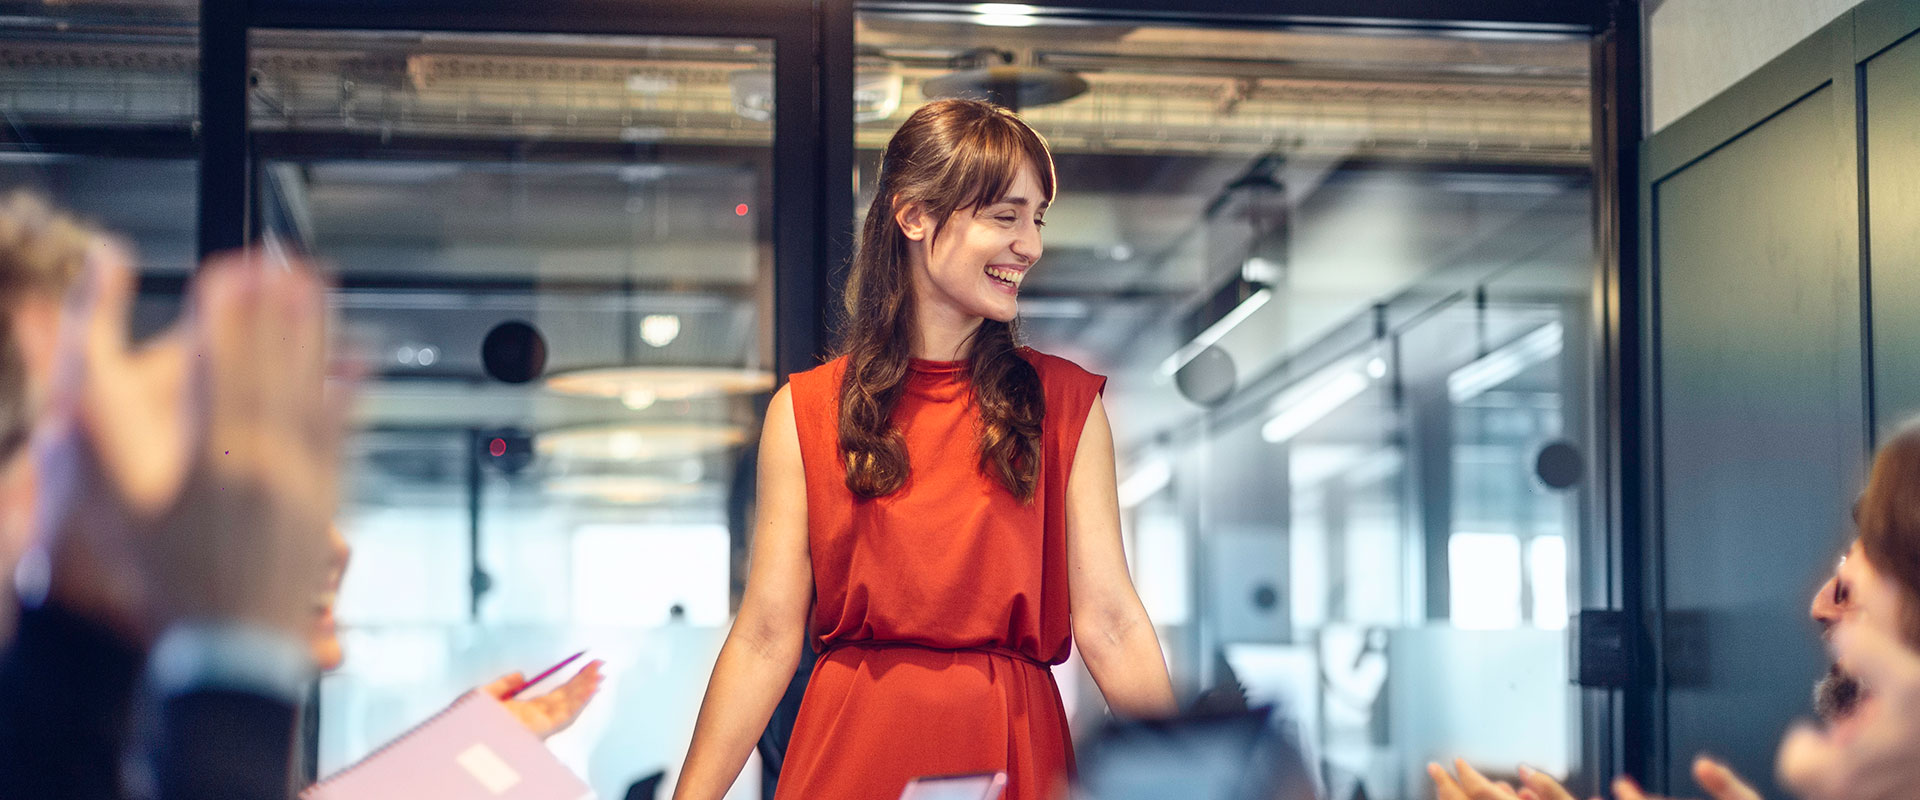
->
[483,660,606,739]
[1429,757,1759,800]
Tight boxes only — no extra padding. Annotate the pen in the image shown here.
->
[500,650,587,701]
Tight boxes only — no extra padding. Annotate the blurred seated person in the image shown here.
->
[0,192,601,800]
[1432,421,1920,800]
[1776,622,1920,800]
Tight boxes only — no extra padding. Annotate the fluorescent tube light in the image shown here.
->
[1261,363,1371,444]
[1446,321,1564,404]
[1158,287,1272,377]
[1118,457,1173,509]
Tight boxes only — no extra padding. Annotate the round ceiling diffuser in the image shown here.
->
[920,65,1089,111]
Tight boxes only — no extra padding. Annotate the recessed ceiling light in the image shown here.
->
[538,423,747,463]
[545,366,775,402]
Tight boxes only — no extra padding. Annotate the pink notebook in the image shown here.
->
[303,690,595,800]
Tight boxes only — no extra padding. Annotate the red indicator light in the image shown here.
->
[735,203,749,217]
[489,437,508,457]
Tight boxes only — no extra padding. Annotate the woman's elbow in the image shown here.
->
[730,608,807,663]
[1074,602,1147,658]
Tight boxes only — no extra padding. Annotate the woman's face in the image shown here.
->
[899,162,1048,326]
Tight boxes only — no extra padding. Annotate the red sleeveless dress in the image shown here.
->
[774,348,1107,800]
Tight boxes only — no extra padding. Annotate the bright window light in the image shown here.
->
[1448,532,1521,629]
[1132,512,1190,625]
[571,524,729,627]
[1530,536,1568,630]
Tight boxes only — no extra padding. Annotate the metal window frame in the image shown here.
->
[200,0,855,380]
[172,0,1641,791]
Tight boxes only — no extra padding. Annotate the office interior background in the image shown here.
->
[2,0,1913,797]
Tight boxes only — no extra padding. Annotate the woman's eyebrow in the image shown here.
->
[996,195,1048,210]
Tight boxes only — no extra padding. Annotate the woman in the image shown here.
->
[674,99,1177,800]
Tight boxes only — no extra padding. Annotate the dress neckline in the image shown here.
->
[907,357,968,375]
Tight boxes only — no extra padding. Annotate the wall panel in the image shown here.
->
[1866,32,1920,433]
[1650,83,1863,794]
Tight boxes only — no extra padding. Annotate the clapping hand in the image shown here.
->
[1430,756,1758,800]
[28,245,353,641]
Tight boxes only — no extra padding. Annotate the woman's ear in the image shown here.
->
[893,199,932,242]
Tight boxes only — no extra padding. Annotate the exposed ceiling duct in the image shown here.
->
[0,25,1590,164]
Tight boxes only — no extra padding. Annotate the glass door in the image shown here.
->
[852,8,1603,798]
[246,28,782,799]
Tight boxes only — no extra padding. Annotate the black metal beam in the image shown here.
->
[198,0,251,257]
[816,0,857,361]
[1592,0,1650,792]
[770,19,825,380]
[0,125,196,158]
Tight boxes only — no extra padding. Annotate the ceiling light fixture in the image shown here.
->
[544,475,704,505]
[1261,357,1374,444]
[972,3,1041,26]
[640,314,681,348]
[1446,321,1563,404]
[538,422,747,463]
[546,366,774,405]
[1159,281,1271,378]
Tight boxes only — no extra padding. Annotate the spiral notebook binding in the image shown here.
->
[299,689,488,797]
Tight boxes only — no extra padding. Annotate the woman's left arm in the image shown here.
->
[1066,397,1179,719]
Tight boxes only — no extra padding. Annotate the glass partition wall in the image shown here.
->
[853,11,1597,799]
[0,4,1611,799]
[245,30,778,798]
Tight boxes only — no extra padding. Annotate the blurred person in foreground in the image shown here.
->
[0,192,601,799]
[1775,421,1920,800]
[1431,421,1920,800]
[0,236,350,799]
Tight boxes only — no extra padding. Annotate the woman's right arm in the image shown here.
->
[673,385,813,800]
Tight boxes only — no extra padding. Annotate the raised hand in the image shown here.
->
[24,240,192,638]
[1607,759,1760,800]
[141,251,350,636]
[1433,756,1757,800]
[27,246,352,641]
[1429,759,1522,800]
[482,660,607,739]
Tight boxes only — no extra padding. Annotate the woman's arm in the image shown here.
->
[673,386,814,800]
[1066,398,1178,719]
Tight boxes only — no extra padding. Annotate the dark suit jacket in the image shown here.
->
[0,602,298,800]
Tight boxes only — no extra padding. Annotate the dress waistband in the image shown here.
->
[822,640,1053,670]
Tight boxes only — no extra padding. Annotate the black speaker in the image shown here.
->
[481,320,548,384]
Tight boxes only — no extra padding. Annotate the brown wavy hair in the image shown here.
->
[836,99,1055,502]
[1858,421,1920,648]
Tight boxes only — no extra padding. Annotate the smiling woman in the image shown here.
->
[840,99,1056,501]
[672,98,1176,800]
